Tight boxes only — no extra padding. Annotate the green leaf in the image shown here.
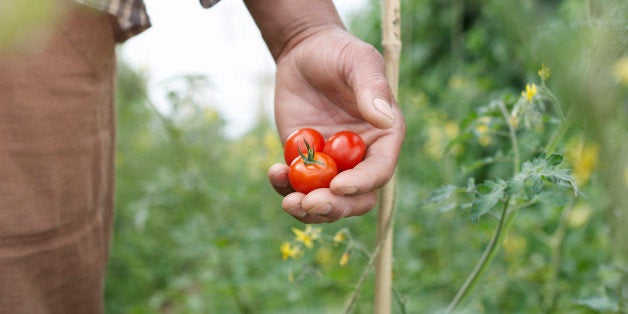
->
[470,179,507,224]
[543,168,579,196]
[466,177,476,192]
[437,202,458,213]
[426,185,459,203]
[573,295,619,312]
[514,154,579,200]
[505,178,523,195]
[476,182,493,194]
[546,154,563,166]
[531,174,544,194]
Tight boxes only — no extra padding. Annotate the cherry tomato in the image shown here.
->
[323,131,366,172]
[284,128,325,165]
[289,150,338,194]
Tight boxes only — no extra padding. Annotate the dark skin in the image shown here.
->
[246,0,405,223]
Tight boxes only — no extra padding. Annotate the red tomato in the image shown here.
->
[289,151,338,194]
[323,131,366,172]
[284,128,325,165]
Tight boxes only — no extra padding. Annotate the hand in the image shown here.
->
[267,28,405,223]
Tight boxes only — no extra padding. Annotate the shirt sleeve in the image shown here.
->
[199,0,221,9]
[74,0,151,42]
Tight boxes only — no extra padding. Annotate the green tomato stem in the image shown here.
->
[297,138,325,166]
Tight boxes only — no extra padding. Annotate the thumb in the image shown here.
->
[348,44,397,129]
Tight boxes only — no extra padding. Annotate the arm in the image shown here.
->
[246,0,406,223]
[245,0,344,61]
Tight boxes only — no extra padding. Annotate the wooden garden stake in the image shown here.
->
[375,0,401,313]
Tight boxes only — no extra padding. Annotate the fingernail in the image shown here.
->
[309,203,332,215]
[372,97,395,122]
[287,205,307,218]
[334,186,359,195]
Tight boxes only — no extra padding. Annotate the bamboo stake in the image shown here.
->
[374,0,401,313]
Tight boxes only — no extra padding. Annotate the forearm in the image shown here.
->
[244,0,345,61]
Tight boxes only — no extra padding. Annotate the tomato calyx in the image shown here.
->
[297,138,326,166]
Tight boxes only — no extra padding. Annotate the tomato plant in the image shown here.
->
[323,131,366,172]
[289,139,338,194]
[284,128,325,165]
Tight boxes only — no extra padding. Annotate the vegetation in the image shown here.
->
[105,0,627,312]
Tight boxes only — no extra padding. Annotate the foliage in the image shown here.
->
[106,0,627,313]
[107,63,375,313]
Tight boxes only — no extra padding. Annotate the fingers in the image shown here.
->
[345,41,399,130]
[282,189,378,223]
[268,163,293,196]
[270,163,378,223]
[271,139,402,223]
[329,127,404,196]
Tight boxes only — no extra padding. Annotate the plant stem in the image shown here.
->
[445,197,513,313]
[343,203,397,313]
[393,286,408,314]
[445,98,525,312]
[543,202,574,313]
[498,101,520,174]
[511,199,539,212]
[544,117,571,156]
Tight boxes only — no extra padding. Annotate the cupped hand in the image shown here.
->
[268,28,405,224]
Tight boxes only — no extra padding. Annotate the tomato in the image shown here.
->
[289,149,338,194]
[323,131,366,172]
[283,128,325,165]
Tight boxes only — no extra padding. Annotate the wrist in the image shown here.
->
[245,0,345,61]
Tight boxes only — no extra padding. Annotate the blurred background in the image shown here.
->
[2,0,626,312]
[121,0,368,138]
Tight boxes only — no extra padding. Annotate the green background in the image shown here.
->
[105,0,627,312]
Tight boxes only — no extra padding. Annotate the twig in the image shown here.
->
[445,197,513,313]
[543,202,574,312]
[498,101,521,174]
[343,203,397,313]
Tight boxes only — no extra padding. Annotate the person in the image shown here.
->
[0,0,405,312]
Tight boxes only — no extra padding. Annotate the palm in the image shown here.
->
[275,30,380,142]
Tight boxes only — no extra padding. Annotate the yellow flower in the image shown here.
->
[448,75,466,89]
[333,230,347,245]
[574,144,598,185]
[474,116,492,146]
[339,252,350,267]
[475,123,489,135]
[538,63,551,81]
[614,57,628,86]
[305,225,321,240]
[477,116,491,124]
[444,121,460,139]
[203,107,219,122]
[478,135,492,147]
[425,125,445,159]
[292,225,321,249]
[315,246,334,269]
[566,138,599,185]
[280,241,301,260]
[503,234,527,261]
[509,114,520,129]
[567,204,593,229]
[521,83,537,102]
